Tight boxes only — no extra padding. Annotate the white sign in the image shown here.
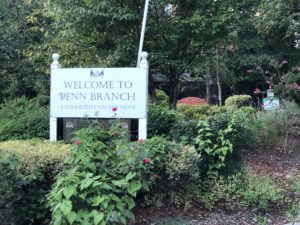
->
[50,68,147,118]
[263,97,280,111]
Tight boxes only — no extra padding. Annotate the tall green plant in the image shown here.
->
[48,126,150,225]
[195,120,233,171]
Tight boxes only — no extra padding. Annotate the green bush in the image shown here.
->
[148,104,177,137]
[0,97,49,141]
[256,101,300,148]
[176,104,210,119]
[224,95,252,108]
[208,109,258,150]
[0,140,69,225]
[48,126,150,225]
[156,89,169,107]
[134,137,201,208]
[169,119,198,145]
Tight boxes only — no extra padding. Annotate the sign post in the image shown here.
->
[50,53,61,141]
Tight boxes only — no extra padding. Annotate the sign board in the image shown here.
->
[263,97,280,111]
[50,68,147,118]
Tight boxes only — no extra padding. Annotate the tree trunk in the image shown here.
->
[217,80,222,106]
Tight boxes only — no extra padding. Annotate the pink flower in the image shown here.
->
[74,139,80,145]
[143,158,151,164]
[282,60,288,65]
[138,139,144,144]
[289,83,300,90]
[112,107,118,112]
[253,88,261,94]
[153,174,159,178]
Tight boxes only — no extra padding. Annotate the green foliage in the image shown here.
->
[199,169,284,211]
[169,119,198,145]
[208,109,258,150]
[148,104,177,138]
[256,101,300,147]
[195,120,233,171]
[0,139,69,225]
[48,126,150,225]
[224,95,252,108]
[238,170,284,210]
[155,89,169,107]
[176,104,210,119]
[0,97,49,141]
[135,137,200,208]
[199,174,242,209]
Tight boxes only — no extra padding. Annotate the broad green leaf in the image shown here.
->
[60,200,72,216]
[125,172,136,181]
[67,211,76,224]
[127,181,142,197]
[63,187,76,199]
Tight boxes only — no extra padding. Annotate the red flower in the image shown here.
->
[138,139,144,144]
[143,158,151,164]
[253,88,261,94]
[112,107,118,112]
[74,139,80,145]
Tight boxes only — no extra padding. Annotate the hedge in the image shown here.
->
[0,139,69,225]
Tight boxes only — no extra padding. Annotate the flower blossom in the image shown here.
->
[143,158,151,164]
[253,88,261,94]
[112,107,118,112]
[282,60,288,65]
[289,83,300,90]
[138,139,144,144]
[74,139,80,145]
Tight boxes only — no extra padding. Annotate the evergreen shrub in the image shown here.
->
[224,95,252,108]
[0,139,69,225]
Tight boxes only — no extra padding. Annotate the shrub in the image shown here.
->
[0,139,69,225]
[134,137,201,208]
[207,105,228,115]
[208,109,258,150]
[256,101,299,153]
[148,104,177,137]
[224,95,252,108]
[155,89,169,107]
[169,119,198,145]
[176,104,210,119]
[48,126,150,225]
[0,97,49,141]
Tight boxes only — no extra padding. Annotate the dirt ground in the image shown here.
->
[132,137,300,225]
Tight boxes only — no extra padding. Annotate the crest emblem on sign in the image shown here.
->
[90,69,104,78]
